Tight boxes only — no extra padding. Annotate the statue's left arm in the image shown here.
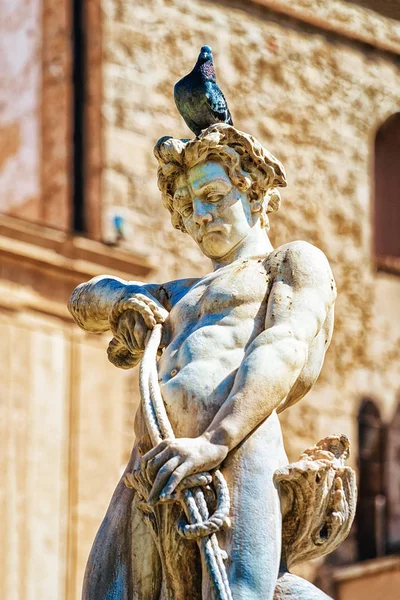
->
[204,241,336,449]
[143,242,336,503]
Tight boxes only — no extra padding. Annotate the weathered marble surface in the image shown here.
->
[274,571,332,600]
[69,124,355,599]
[276,435,356,572]
[102,2,400,496]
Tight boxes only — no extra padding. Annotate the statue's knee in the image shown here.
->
[229,566,277,600]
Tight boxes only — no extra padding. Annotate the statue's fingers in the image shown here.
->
[134,302,157,329]
[134,294,168,324]
[159,463,192,501]
[141,439,172,463]
[146,447,173,482]
[115,312,138,351]
[135,293,164,310]
[116,328,139,354]
[148,457,183,505]
[107,337,140,369]
[127,327,140,352]
[133,313,147,349]
[122,296,155,329]
[124,322,139,353]
[146,301,168,324]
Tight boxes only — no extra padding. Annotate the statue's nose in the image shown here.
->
[193,199,212,225]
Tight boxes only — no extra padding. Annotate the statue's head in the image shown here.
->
[154,124,287,259]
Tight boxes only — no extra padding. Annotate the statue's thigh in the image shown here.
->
[221,412,287,600]
[82,483,161,600]
[131,501,163,600]
[158,504,202,600]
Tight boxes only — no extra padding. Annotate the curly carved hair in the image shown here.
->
[153,124,287,232]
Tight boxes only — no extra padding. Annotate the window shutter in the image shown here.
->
[374,113,400,273]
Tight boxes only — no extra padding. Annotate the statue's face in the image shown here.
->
[174,161,255,260]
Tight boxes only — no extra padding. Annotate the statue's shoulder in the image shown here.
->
[159,277,201,308]
[271,239,331,267]
[267,240,336,298]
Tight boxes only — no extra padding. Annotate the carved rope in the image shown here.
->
[129,323,233,600]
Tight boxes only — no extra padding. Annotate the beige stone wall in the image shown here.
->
[102,0,400,460]
[332,555,400,600]
[0,1,41,217]
[0,216,151,600]
[0,0,72,229]
[1,0,400,597]
[101,1,400,583]
[0,304,136,600]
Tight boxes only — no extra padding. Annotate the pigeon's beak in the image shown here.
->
[199,50,212,61]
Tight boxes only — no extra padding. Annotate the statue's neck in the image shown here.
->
[212,231,274,271]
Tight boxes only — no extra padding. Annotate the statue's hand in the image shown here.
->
[109,292,169,356]
[141,435,229,505]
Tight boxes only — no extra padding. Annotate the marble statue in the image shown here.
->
[68,124,356,600]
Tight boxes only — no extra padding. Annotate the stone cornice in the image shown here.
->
[332,554,400,583]
[252,0,400,55]
[0,214,154,317]
[376,255,400,277]
[0,214,153,280]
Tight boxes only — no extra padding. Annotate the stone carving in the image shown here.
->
[68,123,356,600]
[276,434,356,570]
[274,435,357,599]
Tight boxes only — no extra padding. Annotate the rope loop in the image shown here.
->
[109,296,159,335]
[123,323,233,599]
[177,470,231,540]
[176,472,213,492]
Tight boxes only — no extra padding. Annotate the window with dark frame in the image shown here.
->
[356,397,400,562]
[386,401,400,554]
[357,398,386,561]
[0,1,102,238]
[72,0,86,233]
[374,113,400,275]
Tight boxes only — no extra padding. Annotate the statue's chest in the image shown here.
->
[174,259,271,324]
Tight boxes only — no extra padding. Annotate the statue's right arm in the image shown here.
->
[68,274,198,333]
[67,275,165,333]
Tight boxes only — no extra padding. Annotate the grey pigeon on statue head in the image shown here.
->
[174,45,233,137]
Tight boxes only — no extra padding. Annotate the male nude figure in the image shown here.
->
[68,124,336,600]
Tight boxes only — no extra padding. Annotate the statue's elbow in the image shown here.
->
[68,283,87,330]
[281,337,309,376]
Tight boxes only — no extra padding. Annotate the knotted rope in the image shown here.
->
[135,323,232,600]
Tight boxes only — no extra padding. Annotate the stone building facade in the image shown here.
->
[1,1,399,599]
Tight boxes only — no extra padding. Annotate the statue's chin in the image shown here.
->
[197,236,230,259]
[197,233,246,261]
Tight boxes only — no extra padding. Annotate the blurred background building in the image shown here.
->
[1,1,400,598]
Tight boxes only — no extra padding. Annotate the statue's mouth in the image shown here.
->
[197,227,222,243]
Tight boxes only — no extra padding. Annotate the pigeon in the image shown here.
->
[174,45,233,136]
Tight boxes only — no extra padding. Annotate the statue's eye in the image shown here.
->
[180,203,193,218]
[207,193,223,203]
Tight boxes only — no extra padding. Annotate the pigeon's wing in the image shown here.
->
[205,83,233,125]
[174,77,206,135]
